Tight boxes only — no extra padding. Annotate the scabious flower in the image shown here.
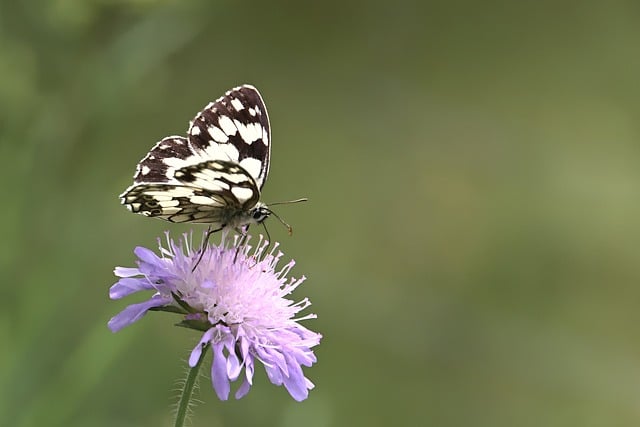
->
[108,232,321,401]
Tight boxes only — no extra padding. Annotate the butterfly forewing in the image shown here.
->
[188,85,271,190]
[120,85,271,228]
[131,136,192,184]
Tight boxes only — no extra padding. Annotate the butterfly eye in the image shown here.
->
[252,207,270,223]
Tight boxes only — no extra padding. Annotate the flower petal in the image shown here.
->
[281,354,310,401]
[234,378,251,399]
[189,328,215,367]
[134,246,162,265]
[263,359,284,386]
[211,342,230,400]
[257,345,287,377]
[114,267,141,277]
[109,277,154,299]
[226,347,241,381]
[244,353,255,385]
[107,295,171,332]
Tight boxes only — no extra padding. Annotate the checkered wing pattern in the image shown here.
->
[120,85,271,227]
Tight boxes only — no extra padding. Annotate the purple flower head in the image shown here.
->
[109,232,321,401]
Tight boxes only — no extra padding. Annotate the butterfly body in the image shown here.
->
[120,85,273,232]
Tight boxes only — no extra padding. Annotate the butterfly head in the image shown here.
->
[254,198,308,236]
[249,202,271,225]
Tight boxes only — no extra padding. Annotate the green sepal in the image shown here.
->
[175,319,212,332]
[149,305,187,314]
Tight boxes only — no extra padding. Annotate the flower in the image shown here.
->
[108,232,321,401]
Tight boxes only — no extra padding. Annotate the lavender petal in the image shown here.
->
[107,295,171,332]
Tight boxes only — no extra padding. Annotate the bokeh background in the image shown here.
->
[3,1,640,426]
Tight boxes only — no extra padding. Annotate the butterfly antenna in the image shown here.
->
[263,198,307,236]
[267,197,308,207]
[267,208,293,236]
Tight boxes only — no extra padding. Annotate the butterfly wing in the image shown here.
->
[121,162,260,226]
[120,85,270,225]
[187,85,271,190]
[121,183,229,224]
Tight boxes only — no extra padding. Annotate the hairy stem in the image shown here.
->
[174,345,208,427]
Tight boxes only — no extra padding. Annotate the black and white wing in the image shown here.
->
[188,84,271,190]
[119,85,271,226]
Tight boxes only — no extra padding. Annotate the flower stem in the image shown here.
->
[174,344,208,427]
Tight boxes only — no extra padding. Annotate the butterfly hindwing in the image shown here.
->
[121,183,229,224]
[173,160,260,208]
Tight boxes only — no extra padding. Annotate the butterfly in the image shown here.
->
[120,85,288,238]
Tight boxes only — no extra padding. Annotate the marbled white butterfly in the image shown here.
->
[120,85,290,236]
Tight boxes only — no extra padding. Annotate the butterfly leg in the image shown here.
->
[192,225,222,272]
[261,222,272,262]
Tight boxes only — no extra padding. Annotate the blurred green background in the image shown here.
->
[2,1,640,426]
